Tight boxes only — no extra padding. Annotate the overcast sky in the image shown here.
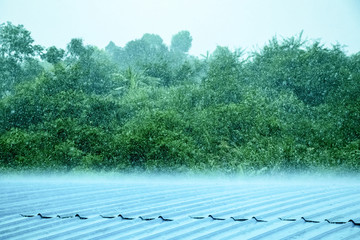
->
[0,0,359,56]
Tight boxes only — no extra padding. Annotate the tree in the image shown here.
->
[105,41,124,64]
[171,31,192,53]
[67,38,88,58]
[64,39,118,94]
[0,22,42,62]
[0,22,43,97]
[247,34,350,106]
[204,46,243,104]
[141,33,167,52]
[122,34,168,69]
[42,46,65,64]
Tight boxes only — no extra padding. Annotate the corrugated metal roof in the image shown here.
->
[1,175,360,239]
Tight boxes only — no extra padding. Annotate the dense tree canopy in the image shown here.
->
[0,23,359,174]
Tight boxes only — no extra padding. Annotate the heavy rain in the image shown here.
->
[0,22,359,174]
[1,0,360,238]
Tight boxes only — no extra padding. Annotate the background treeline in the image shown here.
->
[0,22,359,174]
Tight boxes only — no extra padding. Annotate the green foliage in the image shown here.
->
[105,41,124,64]
[143,60,173,86]
[116,110,197,171]
[67,38,88,59]
[122,35,167,69]
[248,34,351,106]
[0,128,51,168]
[204,46,243,104]
[0,22,42,62]
[42,46,65,64]
[0,25,359,174]
[0,22,43,97]
[171,30,192,53]
[0,56,22,97]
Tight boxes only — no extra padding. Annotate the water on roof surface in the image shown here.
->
[1,175,360,239]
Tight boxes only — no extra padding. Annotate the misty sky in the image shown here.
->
[0,0,359,56]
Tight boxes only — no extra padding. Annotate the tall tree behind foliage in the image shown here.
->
[171,30,192,53]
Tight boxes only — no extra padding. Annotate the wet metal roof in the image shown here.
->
[1,175,360,239]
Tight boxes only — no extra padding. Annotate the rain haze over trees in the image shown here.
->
[0,21,359,174]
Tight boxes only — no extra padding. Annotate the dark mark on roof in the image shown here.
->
[301,217,320,223]
[279,217,297,221]
[349,219,360,226]
[231,217,248,221]
[208,215,226,220]
[139,216,155,221]
[252,216,267,222]
[56,215,73,219]
[325,219,347,224]
[20,214,35,218]
[100,215,116,219]
[37,213,52,219]
[118,214,135,220]
[75,214,88,220]
[158,216,173,221]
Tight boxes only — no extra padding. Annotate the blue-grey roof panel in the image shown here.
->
[1,176,360,239]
